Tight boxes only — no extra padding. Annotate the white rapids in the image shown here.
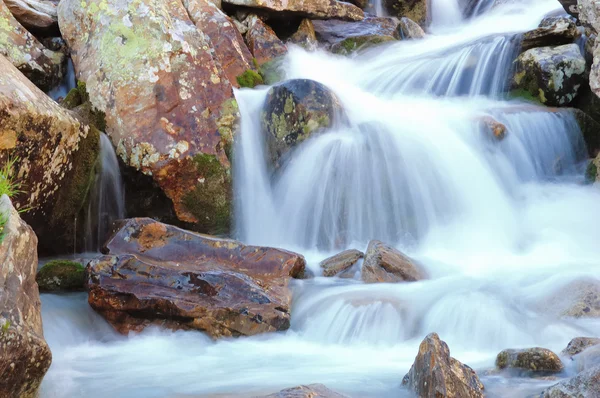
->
[41,0,600,397]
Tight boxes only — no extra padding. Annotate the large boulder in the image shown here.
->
[539,366,600,397]
[520,16,579,52]
[319,249,363,277]
[58,0,240,235]
[312,17,399,55]
[361,240,425,283]
[87,218,306,338]
[221,0,363,21]
[383,0,428,27]
[512,44,585,106]
[495,347,564,373]
[261,384,348,397]
[3,0,58,34]
[0,196,52,398]
[0,54,100,254]
[0,0,63,90]
[261,79,343,167]
[402,333,485,398]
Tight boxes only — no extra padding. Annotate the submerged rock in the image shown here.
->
[320,249,364,277]
[383,0,428,27]
[402,333,485,398]
[312,17,399,55]
[221,0,363,21]
[495,347,564,373]
[520,16,579,52]
[0,196,52,398]
[563,337,600,357]
[477,115,507,141]
[261,384,348,397]
[513,44,585,106]
[539,365,600,397]
[36,260,85,292]
[397,17,425,40]
[361,240,425,283]
[262,79,343,167]
[87,218,306,338]
[3,0,58,35]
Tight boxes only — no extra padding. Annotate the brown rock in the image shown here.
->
[289,19,318,51]
[245,14,287,66]
[402,333,484,398]
[261,384,348,397]
[495,347,564,373]
[320,249,363,277]
[312,17,399,54]
[383,0,428,27]
[361,240,425,283]
[58,0,240,234]
[397,17,425,39]
[222,0,364,21]
[0,196,52,398]
[476,115,507,140]
[539,365,600,398]
[521,16,580,53]
[3,0,58,34]
[88,218,306,338]
[562,337,600,357]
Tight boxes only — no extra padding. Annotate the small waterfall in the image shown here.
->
[84,134,125,251]
[430,0,464,29]
[48,58,76,101]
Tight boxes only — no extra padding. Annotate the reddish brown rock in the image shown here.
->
[0,196,52,398]
[88,218,306,338]
[402,333,484,398]
[320,249,363,277]
[261,384,348,397]
[222,0,364,21]
[3,0,58,34]
[245,14,288,67]
[361,240,425,283]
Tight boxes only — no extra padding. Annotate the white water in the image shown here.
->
[41,0,600,397]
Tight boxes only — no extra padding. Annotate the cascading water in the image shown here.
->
[48,58,76,101]
[40,0,600,397]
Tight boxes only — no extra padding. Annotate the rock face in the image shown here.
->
[262,79,343,167]
[383,0,428,27]
[520,16,579,52]
[495,347,564,373]
[402,333,485,398]
[3,0,58,34]
[36,260,85,292]
[320,249,363,277]
[539,366,600,398]
[58,0,240,235]
[221,0,364,21]
[563,337,600,357]
[513,44,585,106]
[0,195,52,398]
[245,15,287,67]
[87,218,306,338]
[361,240,425,283]
[261,384,347,397]
[0,54,99,254]
[397,17,425,40]
[0,0,63,90]
[312,17,399,55]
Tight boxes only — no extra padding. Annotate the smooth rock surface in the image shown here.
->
[495,347,564,373]
[221,0,364,21]
[361,240,425,283]
[520,16,579,52]
[3,0,58,34]
[312,17,399,54]
[319,249,363,277]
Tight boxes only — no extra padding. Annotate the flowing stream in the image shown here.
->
[40,0,600,397]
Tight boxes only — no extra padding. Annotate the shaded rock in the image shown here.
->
[383,0,428,27]
[245,14,287,78]
[563,337,600,357]
[557,0,578,19]
[320,249,364,277]
[261,79,343,167]
[0,0,63,90]
[58,0,240,235]
[221,0,363,21]
[3,0,58,35]
[539,365,600,397]
[36,259,85,292]
[0,195,52,398]
[570,106,600,157]
[513,44,585,106]
[361,240,425,283]
[402,333,484,398]
[312,17,398,54]
[289,19,318,51]
[0,55,100,254]
[586,153,600,183]
[88,218,306,338]
[261,383,348,397]
[397,17,425,40]
[520,16,579,53]
[495,347,563,373]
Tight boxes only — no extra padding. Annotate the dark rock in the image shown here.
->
[221,0,364,21]
[320,249,363,277]
[495,347,564,373]
[36,260,85,292]
[261,384,348,397]
[361,240,425,283]
[289,19,318,51]
[383,0,428,27]
[313,17,399,54]
[520,16,579,52]
[557,0,578,19]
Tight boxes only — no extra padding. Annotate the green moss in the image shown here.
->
[62,82,107,131]
[334,35,395,55]
[0,157,23,243]
[508,88,542,104]
[585,159,598,183]
[1,320,9,334]
[236,69,263,88]
[36,260,85,292]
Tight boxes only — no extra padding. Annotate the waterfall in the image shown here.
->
[48,58,76,101]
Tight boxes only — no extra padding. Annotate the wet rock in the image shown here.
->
[361,240,425,283]
[495,347,564,373]
[3,0,58,35]
[58,0,240,235]
[556,280,600,318]
[221,0,363,21]
[402,333,484,398]
[261,79,343,167]
[557,0,578,19]
[245,14,287,83]
[0,195,52,398]
[520,16,579,53]
[0,55,100,254]
[562,337,600,357]
[539,366,600,397]
[320,249,364,277]
[0,0,63,90]
[261,383,348,397]
[383,0,428,27]
[397,17,425,40]
[512,44,585,106]
[312,17,399,55]
[88,218,306,338]
[570,106,600,157]
[477,115,507,141]
[36,259,85,292]
[586,153,600,183]
[289,19,318,51]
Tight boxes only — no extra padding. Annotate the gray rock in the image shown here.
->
[320,249,363,277]
[539,365,600,397]
[520,16,579,52]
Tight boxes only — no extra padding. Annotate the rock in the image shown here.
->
[0,195,52,398]
[289,19,318,51]
[557,0,578,19]
[221,0,363,21]
[512,44,585,106]
[0,54,100,254]
[245,14,287,83]
[3,0,58,34]
[579,0,600,33]
[586,153,600,183]
[539,365,600,397]
[87,218,306,338]
[477,115,507,140]
[495,347,563,373]
[402,333,484,398]
[261,384,348,397]
[383,0,428,27]
[563,337,600,357]
[320,249,364,277]
[36,259,85,292]
[397,17,425,40]
[361,240,425,283]
[570,106,600,157]
[261,79,343,167]
[312,17,398,55]
[0,0,63,90]
[58,0,240,235]
[556,280,600,318]
[520,16,579,53]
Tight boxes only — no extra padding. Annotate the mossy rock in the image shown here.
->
[586,157,598,183]
[496,348,563,374]
[236,69,264,88]
[332,35,395,55]
[36,260,85,292]
[62,81,107,131]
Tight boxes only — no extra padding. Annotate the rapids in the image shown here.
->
[40,0,600,397]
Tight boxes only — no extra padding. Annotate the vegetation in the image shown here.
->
[36,260,86,292]
[0,157,23,243]
[236,69,264,88]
